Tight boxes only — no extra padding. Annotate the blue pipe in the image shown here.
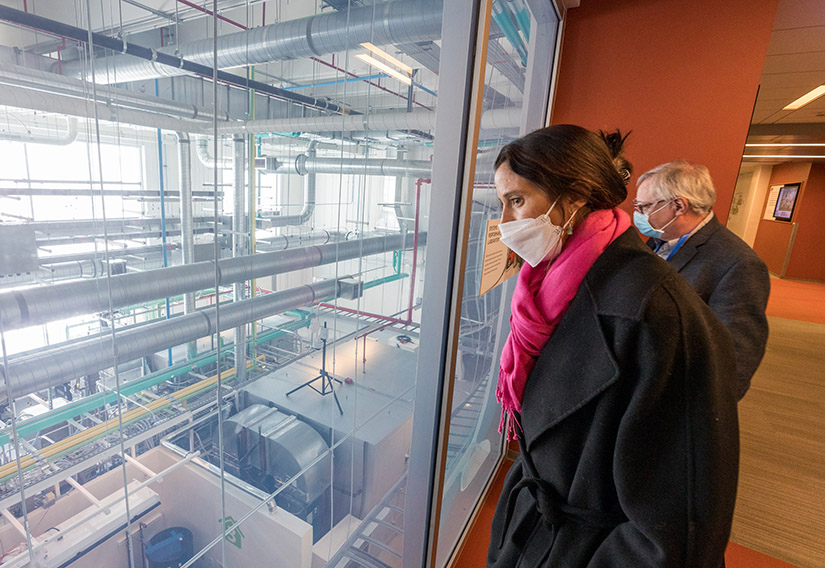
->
[154,79,173,366]
[492,0,528,66]
[282,73,386,91]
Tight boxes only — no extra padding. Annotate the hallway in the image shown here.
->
[730,277,825,567]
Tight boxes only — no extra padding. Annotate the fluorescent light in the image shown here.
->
[360,42,413,74]
[746,143,825,147]
[783,85,825,110]
[356,53,411,85]
[743,154,825,159]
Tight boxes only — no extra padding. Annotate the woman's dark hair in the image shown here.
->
[494,125,632,210]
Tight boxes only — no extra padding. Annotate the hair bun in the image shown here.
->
[599,129,633,185]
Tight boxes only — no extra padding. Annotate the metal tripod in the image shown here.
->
[286,322,343,415]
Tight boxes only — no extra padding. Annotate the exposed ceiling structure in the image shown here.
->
[745,0,825,162]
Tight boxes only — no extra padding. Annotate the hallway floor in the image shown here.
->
[452,276,825,568]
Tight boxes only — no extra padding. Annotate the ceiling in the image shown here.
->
[744,0,825,161]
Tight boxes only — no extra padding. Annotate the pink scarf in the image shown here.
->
[497,208,630,440]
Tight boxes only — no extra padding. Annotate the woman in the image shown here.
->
[487,125,738,567]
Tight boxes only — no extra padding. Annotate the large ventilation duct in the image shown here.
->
[219,106,521,135]
[271,154,433,179]
[0,278,343,403]
[268,142,317,227]
[0,233,422,332]
[0,117,77,146]
[0,6,349,116]
[61,0,443,85]
[195,138,234,169]
[0,62,224,132]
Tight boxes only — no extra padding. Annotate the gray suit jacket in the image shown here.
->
[650,216,770,399]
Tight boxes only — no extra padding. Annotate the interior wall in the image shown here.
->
[752,161,811,276]
[785,163,825,281]
[549,0,779,222]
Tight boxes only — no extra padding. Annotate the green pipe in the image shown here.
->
[0,318,311,446]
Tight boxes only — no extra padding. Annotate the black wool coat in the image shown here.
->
[488,228,739,568]
[648,216,770,399]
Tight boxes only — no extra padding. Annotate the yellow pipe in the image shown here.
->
[0,358,261,482]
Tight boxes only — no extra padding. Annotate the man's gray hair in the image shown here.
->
[637,161,716,213]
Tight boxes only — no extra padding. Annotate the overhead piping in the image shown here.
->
[0,117,77,146]
[0,5,351,116]
[0,233,423,332]
[218,106,521,135]
[0,62,227,129]
[0,278,344,403]
[58,0,443,87]
[268,142,317,227]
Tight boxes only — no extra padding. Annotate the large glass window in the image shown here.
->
[0,1,559,566]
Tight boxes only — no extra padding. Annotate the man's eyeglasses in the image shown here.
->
[632,199,669,215]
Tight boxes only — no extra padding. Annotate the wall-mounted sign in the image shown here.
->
[479,219,520,296]
[773,183,801,222]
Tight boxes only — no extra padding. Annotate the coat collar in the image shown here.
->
[518,229,663,450]
[667,215,722,271]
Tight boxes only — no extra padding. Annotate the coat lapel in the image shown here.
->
[519,284,620,451]
[668,216,721,272]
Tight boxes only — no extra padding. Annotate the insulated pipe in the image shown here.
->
[233,135,247,381]
[265,154,433,178]
[38,260,107,282]
[0,279,340,403]
[0,62,225,127]
[195,137,234,169]
[176,132,198,359]
[268,142,317,227]
[0,233,422,331]
[0,83,204,134]
[0,6,351,116]
[219,107,522,135]
[0,117,77,146]
[60,0,443,85]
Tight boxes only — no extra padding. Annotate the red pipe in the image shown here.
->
[310,56,433,111]
[315,303,409,326]
[176,0,246,30]
[407,178,429,322]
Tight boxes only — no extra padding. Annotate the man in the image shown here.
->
[633,161,770,400]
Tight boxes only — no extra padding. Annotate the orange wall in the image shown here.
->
[786,163,825,281]
[753,162,811,277]
[550,0,778,222]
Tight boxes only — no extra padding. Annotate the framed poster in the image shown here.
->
[773,183,801,221]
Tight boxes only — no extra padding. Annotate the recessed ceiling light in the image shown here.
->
[745,143,825,147]
[355,53,412,85]
[359,42,413,74]
[783,85,825,110]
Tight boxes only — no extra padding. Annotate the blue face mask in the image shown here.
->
[633,201,676,239]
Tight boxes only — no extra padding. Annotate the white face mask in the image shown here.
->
[498,199,579,267]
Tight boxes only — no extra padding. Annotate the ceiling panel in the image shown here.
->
[762,52,825,75]
[767,27,825,55]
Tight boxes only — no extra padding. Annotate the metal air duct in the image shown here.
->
[0,62,225,132]
[60,0,443,85]
[0,278,343,403]
[268,143,317,227]
[219,106,521,135]
[0,233,422,331]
